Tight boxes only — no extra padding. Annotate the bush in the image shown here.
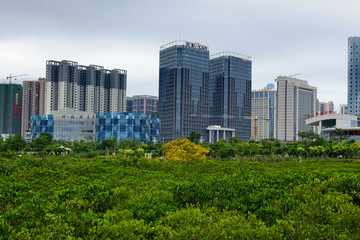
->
[162,139,209,164]
[0,150,17,159]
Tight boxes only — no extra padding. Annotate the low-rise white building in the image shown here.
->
[306,113,360,141]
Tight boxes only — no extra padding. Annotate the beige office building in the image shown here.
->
[319,101,334,113]
[276,76,317,141]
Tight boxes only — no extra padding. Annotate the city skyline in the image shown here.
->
[1,0,360,110]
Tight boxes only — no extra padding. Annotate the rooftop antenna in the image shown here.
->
[288,73,302,78]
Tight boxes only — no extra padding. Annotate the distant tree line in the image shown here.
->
[1,129,359,159]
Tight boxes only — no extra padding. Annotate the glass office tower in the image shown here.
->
[210,52,252,140]
[348,37,360,115]
[159,41,210,142]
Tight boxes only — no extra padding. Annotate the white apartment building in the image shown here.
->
[45,60,126,114]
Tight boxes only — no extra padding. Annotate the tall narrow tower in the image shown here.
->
[21,78,46,137]
[348,37,360,115]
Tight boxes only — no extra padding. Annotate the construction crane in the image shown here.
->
[254,116,270,141]
[7,74,28,84]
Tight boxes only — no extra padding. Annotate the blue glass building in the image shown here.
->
[210,52,252,140]
[95,112,160,142]
[30,112,95,142]
[348,37,360,115]
[159,41,210,142]
[30,108,160,142]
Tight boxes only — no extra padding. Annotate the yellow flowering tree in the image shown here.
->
[162,138,209,164]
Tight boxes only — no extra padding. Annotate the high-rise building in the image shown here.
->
[131,95,158,116]
[210,52,252,140]
[159,41,210,142]
[340,104,348,114]
[319,101,334,114]
[45,60,127,114]
[348,37,360,115]
[21,78,46,137]
[0,83,22,137]
[251,83,277,140]
[276,76,317,141]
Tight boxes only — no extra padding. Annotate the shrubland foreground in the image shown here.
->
[1,156,360,239]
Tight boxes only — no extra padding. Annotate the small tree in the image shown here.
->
[187,131,202,144]
[162,138,209,164]
[100,137,118,155]
[32,133,52,152]
[332,128,346,143]
[4,134,27,152]
[0,135,4,151]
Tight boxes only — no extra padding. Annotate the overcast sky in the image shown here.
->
[1,0,359,110]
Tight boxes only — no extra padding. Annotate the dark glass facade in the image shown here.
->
[210,54,252,140]
[159,41,210,142]
[126,97,133,113]
[0,84,22,135]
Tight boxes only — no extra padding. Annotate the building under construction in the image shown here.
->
[0,83,22,137]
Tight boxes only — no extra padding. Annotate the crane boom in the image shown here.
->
[6,74,28,84]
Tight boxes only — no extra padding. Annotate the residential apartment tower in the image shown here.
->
[251,83,277,140]
[21,78,46,137]
[45,60,127,114]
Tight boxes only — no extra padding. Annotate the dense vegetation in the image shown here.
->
[1,156,360,239]
[1,130,360,238]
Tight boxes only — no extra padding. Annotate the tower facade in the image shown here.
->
[210,52,252,140]
[45,60,127,114]
[276,76,317,141]
[0,83,22,136]
[131,95,158,116]
[348,37,360,115]
[251,83,277,140]
[159,41,210,142]
[319,101,334,114]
